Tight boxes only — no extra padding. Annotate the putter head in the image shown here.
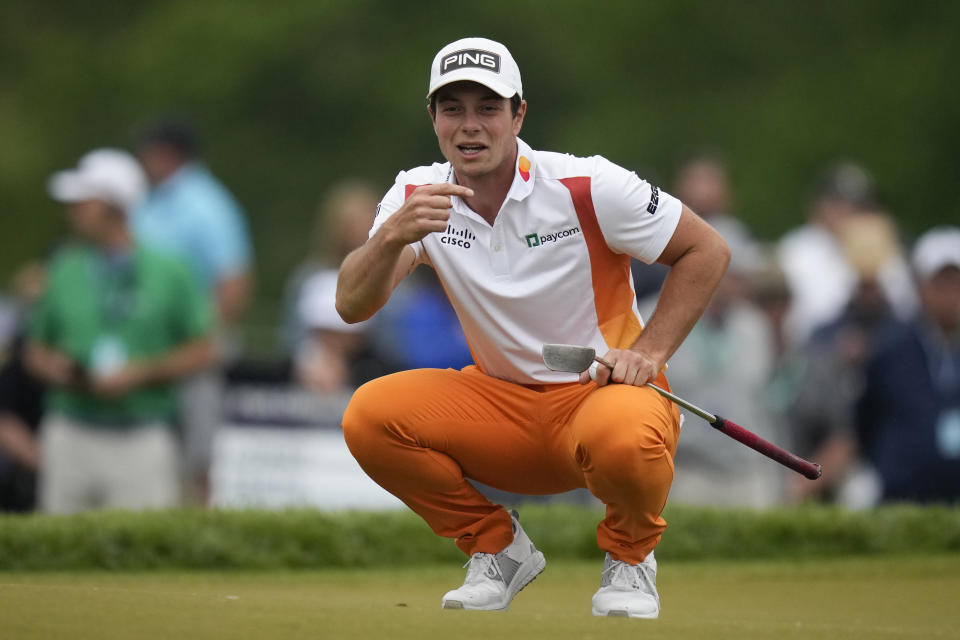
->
[541,343,596,373]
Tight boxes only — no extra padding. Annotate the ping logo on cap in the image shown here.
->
[441,49,501,75]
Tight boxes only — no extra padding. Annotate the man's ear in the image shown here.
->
[512,100,527,136]
[428,105,440,137]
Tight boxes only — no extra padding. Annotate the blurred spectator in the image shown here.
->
[26,149,215,513]
[633,154,760,302]
[856,227,960,503]
[281,182,381,357]
[133,118,253,501]
[674,154,761,264]
[0,335,44,512]
[752,255,850,504]
[0,261,46,356]
[134,118,253,325]
[752,255,794,364]
[665,227,782,508]
[0,263,47,512]
[289,182,471,386]
[372,269,474,371]
[287,182,399,392]
[296,270,396,392]
[782,215,905,504]
[777,162,917,345]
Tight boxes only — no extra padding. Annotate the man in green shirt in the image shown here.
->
[26,149,215,513]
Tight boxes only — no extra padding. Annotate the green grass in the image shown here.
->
[2,556,958,639]
[2,504,959,570]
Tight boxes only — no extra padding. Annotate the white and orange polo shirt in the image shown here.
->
[370,138,682,384]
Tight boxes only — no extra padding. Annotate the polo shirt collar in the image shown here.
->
[447,137,536,216]
[151,161,202,197]
[509,137,536,202]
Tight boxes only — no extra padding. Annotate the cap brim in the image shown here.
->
[299,276,369,333]
[47,171,99,204]
[427,69,517,99]
[916,255,960,280]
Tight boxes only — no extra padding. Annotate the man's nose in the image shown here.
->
[460,110,481,133]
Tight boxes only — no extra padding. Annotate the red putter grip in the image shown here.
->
[710,415,822,480]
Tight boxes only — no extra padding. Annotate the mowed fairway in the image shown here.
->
[2,555,958,639]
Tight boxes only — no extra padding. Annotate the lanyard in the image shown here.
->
[919,325,960,400]
[88,251,138,330]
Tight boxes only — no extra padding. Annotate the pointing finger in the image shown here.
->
[420,195,456,210]
[421,183,474,198]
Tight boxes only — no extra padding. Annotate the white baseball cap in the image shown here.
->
[299,270,368,333]
[912,226,960,280]
[47,148,147,213]
[427,37,523,100]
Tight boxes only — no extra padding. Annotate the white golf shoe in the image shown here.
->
[591,551,660,618]
[441,510,546,611]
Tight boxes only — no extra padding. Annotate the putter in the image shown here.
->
[541,343,822,480]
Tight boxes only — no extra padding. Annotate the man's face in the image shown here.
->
[676,161,729,218]
[137,144,182,186]
[921,266,960,333]
[66,199,112,242]
[430,81,525,180]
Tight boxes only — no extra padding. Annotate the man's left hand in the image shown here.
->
[91,363,151,398]
[579,349,661,387]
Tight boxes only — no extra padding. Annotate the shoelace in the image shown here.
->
[603,559,656,596]
[462,552,500,585]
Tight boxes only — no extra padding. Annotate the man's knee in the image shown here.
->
[576,416,674,489]
[341,378,392,455]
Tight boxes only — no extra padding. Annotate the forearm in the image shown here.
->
[336,230,413,324]
[633,236,729,365]
[0,417,39,470]
[810,433,856,488]
[216,272,252,325]
[140,338,216,385]
[790,432,856,501]
[24,342,79,388]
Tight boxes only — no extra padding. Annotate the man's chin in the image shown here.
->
[450,159,491,179]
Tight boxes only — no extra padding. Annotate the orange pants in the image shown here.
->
[341,365,681,564]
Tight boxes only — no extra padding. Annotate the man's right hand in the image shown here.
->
[336,183,473,324]
[25,343,86,389]
[380,183,474,247]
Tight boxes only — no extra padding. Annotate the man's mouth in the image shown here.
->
[457,143,487,157]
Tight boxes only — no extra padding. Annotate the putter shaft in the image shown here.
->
[593,355,716,422]
[594,354,821,479]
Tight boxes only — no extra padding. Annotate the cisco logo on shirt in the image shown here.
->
[441,225,475,249]
[441,49,501,75]
[524,226,581,248]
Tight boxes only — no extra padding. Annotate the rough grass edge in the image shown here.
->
[0,503,957,571]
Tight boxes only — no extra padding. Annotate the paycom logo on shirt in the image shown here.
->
[524,226,581,248]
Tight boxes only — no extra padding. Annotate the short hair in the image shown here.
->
[813,161,875,208]
[135,118,200,159]
[676,152,729,177]
[429,92,523,118]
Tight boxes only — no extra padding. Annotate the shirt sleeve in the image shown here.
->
[27,258,60,347]
[171,260,215,341]
[195,193,252,281]
[0,347,20,413]
[589,156,683,263]
[368,173,424,261]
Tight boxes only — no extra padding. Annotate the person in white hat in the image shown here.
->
[337,38,730,618]
[856,226,960,504]
[25,149,216,513]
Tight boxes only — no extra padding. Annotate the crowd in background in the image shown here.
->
[0,121,957,514]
